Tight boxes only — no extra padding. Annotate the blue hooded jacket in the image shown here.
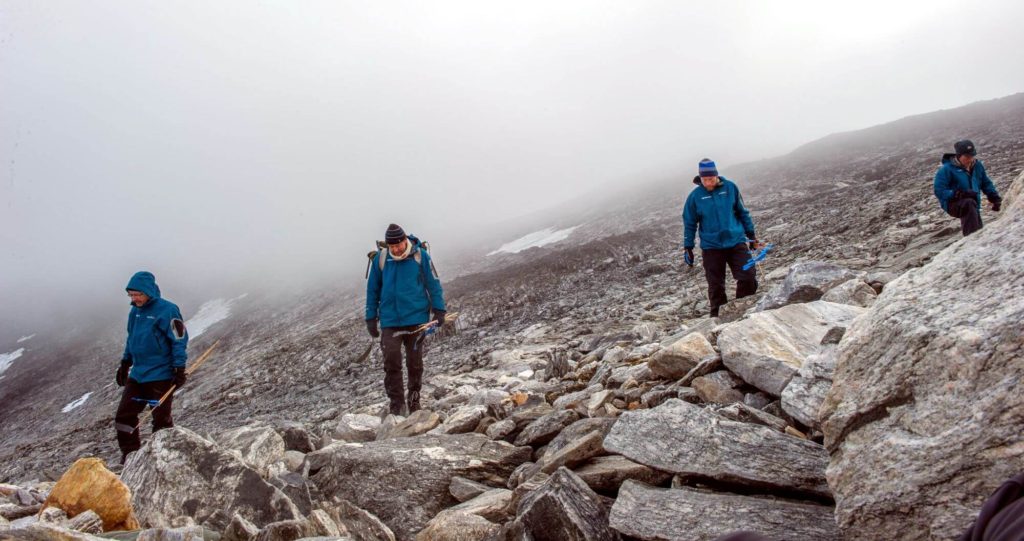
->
[683,177,756,250]
[123,271,188,383]
[933,154,1001,213]
[365,236,446,328]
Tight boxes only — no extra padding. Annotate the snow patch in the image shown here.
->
[0,348,25,376]
[17,334,35,343]
[186,295,245,338]
[488,226,579,255]
[62,392,92,413]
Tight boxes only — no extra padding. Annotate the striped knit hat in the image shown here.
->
[698,159,718,177]
[385,224,407,245]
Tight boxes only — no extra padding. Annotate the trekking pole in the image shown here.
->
[135,340,220,431]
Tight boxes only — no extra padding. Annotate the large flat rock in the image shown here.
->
[603,399,830,497]
[609,480,839,541]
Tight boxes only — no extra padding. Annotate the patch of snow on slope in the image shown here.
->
[187,297,238,339]
[0,348,25,377]
[62,392,92,413]
[488,226,579,255]
[17,334,35,343]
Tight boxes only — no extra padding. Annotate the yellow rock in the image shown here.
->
[41,457,140,532]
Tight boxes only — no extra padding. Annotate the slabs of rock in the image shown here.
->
[821,278,877,307]
[215,425,287,477]
[377,410,442,440]
[755,260,859,311]
[717,300,864,396]
[333,414,381,443]
[510,467,616,541]
[691,370,745,405]
[310,433,530,540]
[121,427,302,529]
[780,346,837,430]
[572,455,671,494]
[820,171,1024,541]
[609,480,839,541]
[603,399,830,497]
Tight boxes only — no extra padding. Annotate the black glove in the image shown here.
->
[432,310,446,327]
[172,367,187,389]
[366,318,380,338]
[683,248,694,267]
[748,238,758,251]
[961,190,979,200]
[990,197,1002,212]
[116,360,131,387]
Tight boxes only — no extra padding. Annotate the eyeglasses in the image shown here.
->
[127,292,147,298]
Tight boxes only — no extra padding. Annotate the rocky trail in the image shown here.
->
[2,95,1024,540]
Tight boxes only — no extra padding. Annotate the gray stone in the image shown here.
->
[253,519,314,541]
[780,346,837,430]
[377,410,441,440]
[513,410,579,447]
[215,425,288,478]
[414,512,498,541]
[755,260,859,311]
[572,455,671,494]
[691,370,745,405]
[448,476,495,503]
[603,399,830,497]
[677,355,723,386]
[820,171,1024,541]
[821,278,877,307]
[333,414,381,443]
[222,513,260,541]
[585,390,615,418]
[321,498,395,541]
[512,468,616,541]
[542,418,616,460]
[609,480,839,541]
[484,419,516,441]
[718,300,864,396]
[121,428,302,529]
[431,405,487,435]
[647,333,716,379]
[67,510,103,534]
[310,433,530,540]
[535,431,605,475]
[606,364,654,387]
[552,385,602,411]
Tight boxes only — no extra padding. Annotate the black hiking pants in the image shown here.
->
[947,198,983,236]
[702,243,758,317]
[381,326,425,415]
[114,378,175,458]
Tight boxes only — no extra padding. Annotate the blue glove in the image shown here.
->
[684,248,694,267]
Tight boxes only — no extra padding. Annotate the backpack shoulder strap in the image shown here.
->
[378,248,387,272]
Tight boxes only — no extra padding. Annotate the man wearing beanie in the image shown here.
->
[365,223,447,415]
[683,159,760,318]
[934,139,1002,237]
[115,271,189,464]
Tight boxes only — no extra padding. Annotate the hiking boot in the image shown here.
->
[407,391,421,413]
[389,401,405,416]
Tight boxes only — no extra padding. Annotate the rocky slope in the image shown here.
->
[1,94,1024,540]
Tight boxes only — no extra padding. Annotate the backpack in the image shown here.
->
[364,239,437,280]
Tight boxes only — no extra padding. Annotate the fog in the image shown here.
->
[3,0,1024,337]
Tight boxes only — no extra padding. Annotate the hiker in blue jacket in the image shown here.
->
[934,139,1002,237]
[683,159,760,318]
[114,271,188,464]
[366,224,447,415]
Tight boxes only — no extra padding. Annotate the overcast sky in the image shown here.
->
[2,0,1023,334]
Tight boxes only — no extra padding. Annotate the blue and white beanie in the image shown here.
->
[698,158,718,177]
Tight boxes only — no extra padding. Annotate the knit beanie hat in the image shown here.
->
[385,224,407,245]
[698,159,718,177]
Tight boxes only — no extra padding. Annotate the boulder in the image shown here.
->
[484,419,516,441]
[137,526,206,541]
[431,405,487,435]
[333,414,382,443]
[42,457,140,532]
[603,399,830,497]
[718,300,864,395]
[647,333,716,379]
[543,418,616,460]
[321,498,395,541]
[414,512,498,541]
[691,370,745,405]
[820,171,1024,541]
[215,425,287,477]
[121,428,301,528]
[448,477,495,503]
[755,260,858,311]
[222,513,260,541]
[609,480,839,541]
[780,346,837,430]
[512,467,616,541]
[310,433,530,540]
[513,410,579,447]
[377,410,441,440]
[821,278,877,307]
[275,422,317,454]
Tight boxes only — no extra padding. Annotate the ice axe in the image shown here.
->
[134,340,220,431]
[743,241,774,271]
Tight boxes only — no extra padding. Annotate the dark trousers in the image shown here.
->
[381,326,425,414]
[114,378,175,457]
[702,243,758,317]
[947,198,983,236]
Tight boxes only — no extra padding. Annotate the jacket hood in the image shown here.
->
[126,271,161,300]
[941,153,957,165]
[406,235,424,249]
